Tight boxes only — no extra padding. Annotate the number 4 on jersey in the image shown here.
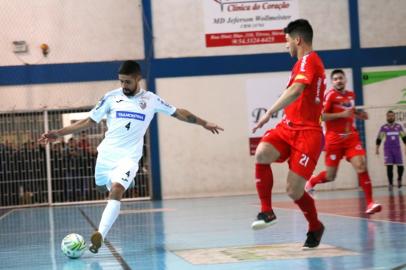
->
[125,122,131,130]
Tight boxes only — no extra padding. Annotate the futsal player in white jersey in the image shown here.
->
[39,60,223,253]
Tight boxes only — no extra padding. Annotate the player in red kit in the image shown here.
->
[251,19,326,249]
[305,69,382,214]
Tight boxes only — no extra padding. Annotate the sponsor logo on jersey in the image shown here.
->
[139,99,147,110]
[116,99,124,103]
[330,154,336,160]
[116,111,145,121]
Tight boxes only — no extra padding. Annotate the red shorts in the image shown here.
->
[260,123,324,179]
[324,132,365,167]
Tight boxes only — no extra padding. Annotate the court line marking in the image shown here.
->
[251,204,406,225]
[0,209,15,221]
[79,208,132,270]
[120,208,175,215]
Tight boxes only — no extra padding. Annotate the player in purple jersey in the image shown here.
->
[376,111,406,189]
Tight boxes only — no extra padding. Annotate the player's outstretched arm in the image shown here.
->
[252,82,305,133]
[38,117,97,144]
[322,109,353,121]
[171,108,224,134]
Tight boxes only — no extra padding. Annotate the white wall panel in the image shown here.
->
[359,0,406,48]
[0,81,121,111]
[0,0,144,66]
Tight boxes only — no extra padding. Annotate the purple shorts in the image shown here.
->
[384,147,403,165]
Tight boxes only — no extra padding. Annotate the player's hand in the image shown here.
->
[252,114,271,134]
[38,130,60,144]
[357,111,369,120]
[341,109,353,118]
[203,122,224,134]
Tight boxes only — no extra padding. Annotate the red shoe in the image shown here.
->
[365,203,382,214]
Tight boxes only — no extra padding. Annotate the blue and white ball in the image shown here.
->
[61,233,87,259]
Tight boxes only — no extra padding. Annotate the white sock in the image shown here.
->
[98,199,121,240]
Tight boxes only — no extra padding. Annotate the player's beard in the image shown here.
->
[387,119,395,124]
[333,84,345,92]
[290,46,297,58]
[123,87,137,96]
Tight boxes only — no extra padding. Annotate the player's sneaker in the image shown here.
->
[365,202,382,214]
[251,211,277,230]
[305,181,316,197]
[302,223,325,249]
[89,231,103,254]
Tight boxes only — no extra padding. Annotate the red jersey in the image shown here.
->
[283,51,326,130]
[324,89,356,134]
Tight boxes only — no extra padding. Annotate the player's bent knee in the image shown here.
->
[109,183,126,201]
[255,144,279,164]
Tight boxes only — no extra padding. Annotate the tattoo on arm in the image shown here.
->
[186,115,197,123]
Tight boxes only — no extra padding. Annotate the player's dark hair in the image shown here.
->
[331,69,345,79]
[119,60,141,76]
[284,19,313,44]
[387,110,395,114]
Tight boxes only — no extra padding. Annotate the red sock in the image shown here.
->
[255,163,273,212]
[358,171,373,205]
[295,192,322,231]
[308,171,327,188]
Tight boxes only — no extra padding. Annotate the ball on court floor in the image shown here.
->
[61,233,87,259]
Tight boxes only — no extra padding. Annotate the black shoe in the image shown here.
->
[251,211,277,230]
[398,182,402,188]
[302,223,325,249]
[89,231,103,254]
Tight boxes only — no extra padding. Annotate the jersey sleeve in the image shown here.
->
[154,95,177,115]
[292,54,315,86]
[377,126,386,140]
[89,95,112,123]
[323,91,334,113]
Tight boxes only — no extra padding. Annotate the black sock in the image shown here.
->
[387,165,394,186]
[397,166,404,186]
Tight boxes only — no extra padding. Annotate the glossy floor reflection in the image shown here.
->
[1,187,405,270]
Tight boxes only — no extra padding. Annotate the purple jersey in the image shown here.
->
[378,123,405,149]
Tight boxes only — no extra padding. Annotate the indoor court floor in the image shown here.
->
[1,187,405,270]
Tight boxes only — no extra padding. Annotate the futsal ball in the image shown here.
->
[61,233,87,259]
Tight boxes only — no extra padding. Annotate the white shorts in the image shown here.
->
[95,158,139,191]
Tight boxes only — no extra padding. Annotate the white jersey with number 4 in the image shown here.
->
[89,88,176,164]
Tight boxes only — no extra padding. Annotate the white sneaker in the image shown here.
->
[365,202,382,214]
[305,181,316,197]
[251,211,277,230]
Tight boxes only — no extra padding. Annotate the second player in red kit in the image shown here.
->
[305,69,382,215]
[252,19,326,249]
